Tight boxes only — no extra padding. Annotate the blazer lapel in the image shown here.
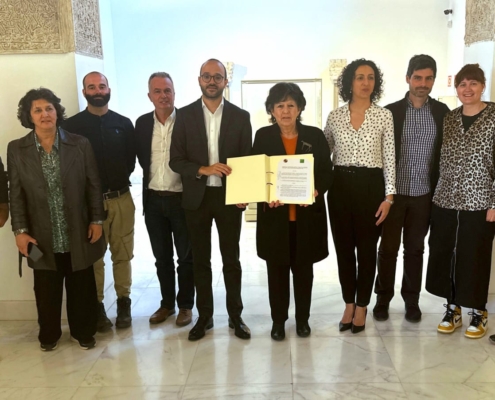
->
[193,100,209,160]
[219,100,232,157]
[19,132,44,183]
[59,129,78,182]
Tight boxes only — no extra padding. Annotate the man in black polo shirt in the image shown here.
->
[373,55,449,323]
[0,157,8,227]
[62,72,136,332]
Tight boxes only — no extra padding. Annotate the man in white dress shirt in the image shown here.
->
[135,72,194,327]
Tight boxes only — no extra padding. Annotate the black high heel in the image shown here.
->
[339,304,355,332]
[351,308,367,334]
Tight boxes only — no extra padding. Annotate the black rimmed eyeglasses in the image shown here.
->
[200,74,225,84]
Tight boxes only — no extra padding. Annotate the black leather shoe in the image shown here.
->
[271,323,285,341]
[351,308,367,334]
[373,303,389,321]
[188,317,214,341]
[296,321,311,338]
[405,304,422,323]
[228,317,251,339]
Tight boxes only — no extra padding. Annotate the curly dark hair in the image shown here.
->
[265,82,306,124]
[17,88,66,129]
[338,59,384,103]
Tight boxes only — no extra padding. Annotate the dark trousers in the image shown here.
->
[144,192,194,310]
[375,193,431,305]
[267,222,313,324]
[33,253,97,344]
[426,205,495,309]
[328,166,384,307]
[185,187,243,319]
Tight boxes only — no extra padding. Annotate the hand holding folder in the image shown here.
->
[225,154,314,205]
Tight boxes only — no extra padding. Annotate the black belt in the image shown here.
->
[334,166,382,176]
[148,189,181,197]
[103,185,129,200]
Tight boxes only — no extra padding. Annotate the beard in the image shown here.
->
[85,92,111,107]
[200,84,224,100]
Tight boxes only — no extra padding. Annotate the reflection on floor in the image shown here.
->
[1,190,495,399]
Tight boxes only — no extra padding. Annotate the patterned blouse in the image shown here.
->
[35,132,70,253]
[433,103,495,211]
[324,103,396,195]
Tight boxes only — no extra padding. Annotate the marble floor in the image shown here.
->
[2,190,495,399]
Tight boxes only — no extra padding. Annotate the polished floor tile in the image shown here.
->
[293,383,407,399]
[82,339,198,386]
[187,338,292,385]
[291,337,400,383]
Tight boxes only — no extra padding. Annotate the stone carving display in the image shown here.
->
[0,0,70,53]
[329,59,347,80]
[465,0,495,46]
[223,61,234,101]
[0,0,102,57]
[72,0,103,58]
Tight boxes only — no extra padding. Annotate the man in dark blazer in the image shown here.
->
[170,59,252,341]
[135,72,194,327]
[0,157,8,227]
[373,55,450,323]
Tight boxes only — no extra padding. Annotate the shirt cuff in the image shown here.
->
[90,221,104,225]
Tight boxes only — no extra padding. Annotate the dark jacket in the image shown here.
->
[7,129,106,272]
[61,109,136,192]
[169,98,252,210]
[0,157,7,203]
[385,93,450,193]
[253,123,332,265]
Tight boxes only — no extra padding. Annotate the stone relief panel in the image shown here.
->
[72,0,103,58]
[0,0,71,53]
[465,0,495,46]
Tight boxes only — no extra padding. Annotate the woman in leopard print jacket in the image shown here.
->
[426,64,495,341]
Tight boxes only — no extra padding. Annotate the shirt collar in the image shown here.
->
[202,97,224,114]
[344,103,376,114]
[34,130,59,151]
[153,108,176,125]
[405,92,430,109]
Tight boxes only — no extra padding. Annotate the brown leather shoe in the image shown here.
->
[149,307,175,324]
[176,309,193,326]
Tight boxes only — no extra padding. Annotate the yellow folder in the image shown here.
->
[225,154,314,205]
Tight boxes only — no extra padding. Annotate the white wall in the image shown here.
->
[109,0,451,126]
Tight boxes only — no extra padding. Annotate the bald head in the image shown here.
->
[83,72,109,89]
[200,59,227,77]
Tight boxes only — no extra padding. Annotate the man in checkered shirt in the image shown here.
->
[373,55,450,323]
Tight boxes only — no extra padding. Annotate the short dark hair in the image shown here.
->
[17,88,66,129]
[406,54,437,78]
[338,59,384,103]
[199,59,227,78]
[148,72,174,89]
[454,63,486,87]
[82,71,109,89]
[265,82,306,124]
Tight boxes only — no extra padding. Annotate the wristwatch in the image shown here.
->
[384,198,394,205]
[14,228,29,236]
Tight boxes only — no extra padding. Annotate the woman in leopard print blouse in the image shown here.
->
[426,64,495,340]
